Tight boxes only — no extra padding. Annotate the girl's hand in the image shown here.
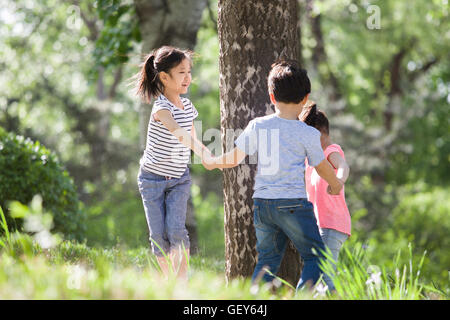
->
[201,153,217,171]
[327,179,343,195]
[202,159,223,171]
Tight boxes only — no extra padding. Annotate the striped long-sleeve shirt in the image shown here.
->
[140,94,198,178]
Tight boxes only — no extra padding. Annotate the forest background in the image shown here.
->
[0,0,448,299]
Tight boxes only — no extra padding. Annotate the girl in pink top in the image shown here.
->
[300,103,351,292]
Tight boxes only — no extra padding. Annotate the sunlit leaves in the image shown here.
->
[92,0,141,76]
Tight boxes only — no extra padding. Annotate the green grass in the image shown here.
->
[1,200,448,300]
[0,237,447,300]
[0,241,278,299]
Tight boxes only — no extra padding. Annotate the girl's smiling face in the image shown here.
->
[161,58,192,95]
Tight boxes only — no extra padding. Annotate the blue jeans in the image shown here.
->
[319,228,348,291]
[137,167,191,257]
[251,198,328,291]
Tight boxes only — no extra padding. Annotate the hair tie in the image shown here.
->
[148,55,155,68]
[145,55,159,83]
[152,57,158,72]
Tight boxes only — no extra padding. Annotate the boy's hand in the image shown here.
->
[327,179,344,195]
[202,158,216,170]
[201,153,219,171]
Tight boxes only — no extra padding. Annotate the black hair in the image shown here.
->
[267,60,311,104]
[299,103,330,135]
[136,46,193,103]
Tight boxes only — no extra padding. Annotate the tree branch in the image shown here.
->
[108,65,124,99]
[306,0,342,102]
[408,57,439,82]
[205,0,218,33]
[71,0,99,41]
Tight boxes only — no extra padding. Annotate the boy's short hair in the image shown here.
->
[267,60,311,104]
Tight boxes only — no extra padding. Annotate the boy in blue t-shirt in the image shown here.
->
[204,60,343,290]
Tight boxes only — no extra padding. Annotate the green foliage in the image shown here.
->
[1,0,449,300]
[346,184,449,292]
[321,243,431,300]
[0,127,85,241]
[0,196,446,299]
[387,91,450,185]
[0,195,60,258]
[306,0,450,186]
[93,0,141,75]
[83,178,147,248]
[0,235,446,299]
[376,186,450,287]
[0,206,13,254]
[192,184,225,262]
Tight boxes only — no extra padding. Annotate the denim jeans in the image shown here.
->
[251,198,328,291]
[319,228,348,291]
[137,167,191,257]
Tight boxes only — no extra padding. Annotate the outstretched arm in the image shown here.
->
[156,109,212,161]
[191,123,212,157]
[202,147,247,170]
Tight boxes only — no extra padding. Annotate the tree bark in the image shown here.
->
[218,0,303,287]
[133,0,208,255]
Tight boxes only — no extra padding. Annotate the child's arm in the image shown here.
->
[156,110,212,161]
[202,147,247,170]
[191,123,212,157]
[327,152,349,183]
[203,119,255,170]
[314,159,344,195]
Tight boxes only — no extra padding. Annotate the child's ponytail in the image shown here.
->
[137,52,162,104]
[135,46,193,104]
[300,102,330,134]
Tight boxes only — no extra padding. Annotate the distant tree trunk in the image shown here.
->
[218,0,303,287]
[305,0,342,103]
[134,0,208,255]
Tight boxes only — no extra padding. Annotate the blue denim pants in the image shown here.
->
[319,228,348,291]
[137,167,191,257]
[251,198,328,291]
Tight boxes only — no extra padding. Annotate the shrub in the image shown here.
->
[387,187,449,286]
[352,185,450,291]
[0,127,85,241]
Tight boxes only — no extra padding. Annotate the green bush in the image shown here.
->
[0,127,85,241]
[387,187,449,286]
[350,185,450,291]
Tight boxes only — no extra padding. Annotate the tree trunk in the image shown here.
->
[134,0,208,255]
[306,0,342,103]
[218,0,303,287]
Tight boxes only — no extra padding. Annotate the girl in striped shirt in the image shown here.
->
[135,46,212,279]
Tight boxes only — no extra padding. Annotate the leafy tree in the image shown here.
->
[299,0,450,229]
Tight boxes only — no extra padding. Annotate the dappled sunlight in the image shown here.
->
[0,0,448,301]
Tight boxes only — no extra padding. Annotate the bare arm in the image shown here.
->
[203,147,247,170]
[328,152,350,183]
[314,159,344,195]
[191,123,212,156]
[156,109,211,160]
